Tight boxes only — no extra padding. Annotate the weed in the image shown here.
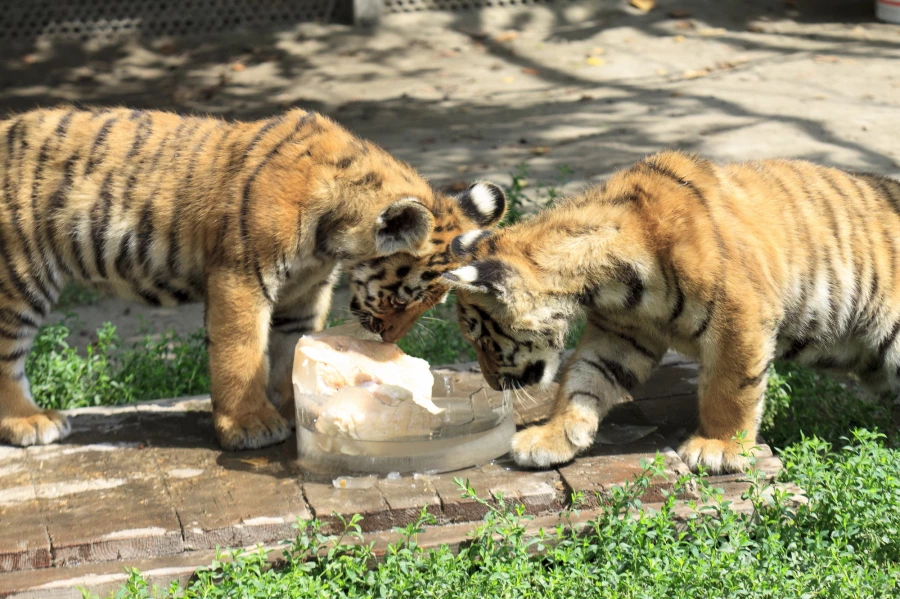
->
[27,317,209,410]
[501,163,573,226]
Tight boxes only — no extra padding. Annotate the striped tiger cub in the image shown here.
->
[0,105,496,451]
[441,150,900,473]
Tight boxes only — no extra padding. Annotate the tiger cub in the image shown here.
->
[0,105,490,451]
[441,151,900,473]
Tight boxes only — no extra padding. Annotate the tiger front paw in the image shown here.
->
[0,409,71,446]
[511,409,597,468]
[214,405,293,451]
[677,435,753,474]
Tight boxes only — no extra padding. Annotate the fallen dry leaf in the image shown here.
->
[671,90,684,97]
[521,67,540,75]
[157,43,176,56]
[668,9,692,18]
[231,62,246,72]
[629,0,656,12]
[239,457,270,468]
[682,68,709,79]
[675,20,695,30]
[698,27,727,36]
[495,30,519,43]
[746,24,765,33]
[591,47,606,55]
[22,54,38,65]
[531,146,551,155]
[673,35,686,43]
[579,94,594,102]
[586,56,606,66]
[501,76,516,83]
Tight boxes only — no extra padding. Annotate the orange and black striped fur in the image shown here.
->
[346,182,507,343]
[0,105,489,450]
[442,151,900,473]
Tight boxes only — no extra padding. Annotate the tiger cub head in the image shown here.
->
[347,182,507,343]
[438,225,581,391]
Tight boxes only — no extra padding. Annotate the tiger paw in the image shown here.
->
[215,406,294,451]
[511,411,597,468]
[677,435,752,474]
[0,410,71,446]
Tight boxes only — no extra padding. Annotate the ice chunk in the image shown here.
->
[294,329,442,415]
[333,475,377,489]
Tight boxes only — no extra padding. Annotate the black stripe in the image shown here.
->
[28,136,63,294]
[781,338,810,360]
[739,360,772,389]
[578,357,617,388]
[114,231,134,280]
[69,216,92,281]
[588,316,657,360]
[0,241,50,316]
[167,125,218,278]
[353,172,383,188]
[90,172,115,278]
[669,267,685,323]
[0,308,38,329]
[43,151,79,279]
[0,324,30,340]
[611,258,644,309]
[0,347,29,362]
[567,390,602,402]
[878,319,900,359]
[84,116,119,176]
[580,357,638,390]
[136,202,155,272]
[692,302,714,339]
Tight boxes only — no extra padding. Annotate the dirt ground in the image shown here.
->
[2,0,898,348]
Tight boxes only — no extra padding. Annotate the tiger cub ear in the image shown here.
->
[442,259,510,295]
[455,182,507,227]
[450,229,493,258]
[375,197,435,255]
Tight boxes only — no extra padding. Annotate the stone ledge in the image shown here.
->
[0,352,786,596]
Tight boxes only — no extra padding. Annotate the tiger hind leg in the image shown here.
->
[0,304,70,446]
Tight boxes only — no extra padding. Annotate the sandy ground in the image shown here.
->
[1,0,898,348]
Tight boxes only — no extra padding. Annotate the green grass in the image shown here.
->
[28,318,210,410]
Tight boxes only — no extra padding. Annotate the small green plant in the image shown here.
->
[27,318,209,410]
[501,163,572,226]
[397,294,476,365]
[762,361,895,449]
[55,282,102,310]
